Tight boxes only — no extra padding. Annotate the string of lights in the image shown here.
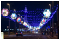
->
[1,4,58,30]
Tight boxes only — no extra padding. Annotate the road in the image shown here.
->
[4,33,58,39]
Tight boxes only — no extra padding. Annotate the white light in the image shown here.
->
[33,29,35,30]
[43,9,51,18]
[5,29,6,31]
[2,9,9,16]
[51,27,52,28]
[12,29,13,30]
[12,14,15,17]
[7,3,10,5]
[10,29,11,30]
[40,23,43,26]
[14,9,16,11]
[11,13,17,19]
[30,26,31,29]
[49,4,51,6]
[36,28,37,30]
[35,32,38,33]
[23,22,27,25]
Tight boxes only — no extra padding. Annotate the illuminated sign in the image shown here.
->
[1,8,9,16]
[43,9,51,18]
[11,13,17,19]
[17,17,21,23]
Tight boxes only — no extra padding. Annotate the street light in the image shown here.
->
[14,9,16,11]
[7,3,10,10]
[7,3,10,35]
[14,9,16,34]
[49,4,51,30]
[49,4,51,11]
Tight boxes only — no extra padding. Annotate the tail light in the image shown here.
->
[16,33,17,34]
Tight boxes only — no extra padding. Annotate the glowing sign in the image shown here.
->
[42,18,46,24]
[17,17,21,23]
[11,13,17,19]
[1,9,9,16]
[43,9,51,18]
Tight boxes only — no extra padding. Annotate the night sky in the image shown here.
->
[1,1,58,30]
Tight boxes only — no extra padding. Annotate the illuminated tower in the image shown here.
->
[24,5,28,23]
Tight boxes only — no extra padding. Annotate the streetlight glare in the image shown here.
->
[7,3,10,5]
[14,9,16,11]
[49,4,51,6]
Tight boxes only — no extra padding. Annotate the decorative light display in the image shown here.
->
[17,17,21,23]
[21,21,23,24]
[1,8,9,16]
[42,18,45,22]
[30,26,32,29]
[38,9,51,28]
[23,22,27,26]
[40,23,43,26]
[1,4,58,30]
[11,13,17,19]
[41,18,46,24]
[43,9,51,18]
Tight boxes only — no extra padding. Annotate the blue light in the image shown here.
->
[48,26,50,29]
[11,13,17,19]
[1,5,58,30]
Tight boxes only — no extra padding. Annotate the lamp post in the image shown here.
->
[18,14,20,31]
[14,9,16,34]
[14,9,16,12]
[49,4,51,29]
[7,3,10,35]
[7,3,10,10]
[49,4,51,11]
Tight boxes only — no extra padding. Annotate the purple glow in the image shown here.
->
[25,7,27,13]
[1,5,58,29]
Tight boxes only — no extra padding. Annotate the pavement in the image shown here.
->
[4,33,58,39]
